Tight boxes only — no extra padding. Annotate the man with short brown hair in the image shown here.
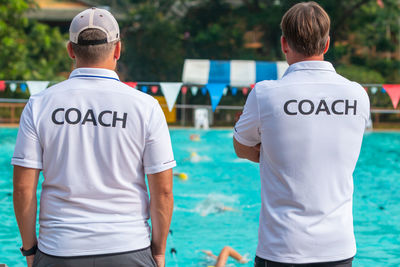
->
[234,2,369,266]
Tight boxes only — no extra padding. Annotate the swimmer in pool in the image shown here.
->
[202,246,249,267]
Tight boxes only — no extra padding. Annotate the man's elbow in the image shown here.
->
[233,138,246,158]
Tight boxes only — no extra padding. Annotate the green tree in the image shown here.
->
[118,1,184,81]
[0,0,70,81]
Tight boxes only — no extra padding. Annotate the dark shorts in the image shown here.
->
[32,246,157,267]
[254,256,353,267]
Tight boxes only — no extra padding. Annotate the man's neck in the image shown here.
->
[287,54,324,65]
[75,61,116,71]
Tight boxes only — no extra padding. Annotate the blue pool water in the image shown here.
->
[1,129,399,266]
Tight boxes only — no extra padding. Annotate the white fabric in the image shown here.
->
[160,82,182,111]
[182,59,210,84]
[230,60,256,87]
[12,68,176,257]
[26,81,49,95]
[234,61,370,263]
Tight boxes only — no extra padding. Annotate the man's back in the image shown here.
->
[13,68,175,256]
[236,61,369,262]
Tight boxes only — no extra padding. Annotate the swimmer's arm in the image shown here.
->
[148,169,174,267]
[201,250,218,259]
[233,137,260,163]
[13,166,40,267]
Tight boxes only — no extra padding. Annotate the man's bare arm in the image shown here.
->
[233,137,260,163]
[13,165,40,266]
[147,169,174,267]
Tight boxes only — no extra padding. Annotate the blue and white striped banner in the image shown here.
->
[182,59,289,86]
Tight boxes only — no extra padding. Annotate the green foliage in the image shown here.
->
[0,0,69,81]
[336,64,385,84]
[119,2,184,81]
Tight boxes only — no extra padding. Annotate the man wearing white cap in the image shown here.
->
[12,7,175,267]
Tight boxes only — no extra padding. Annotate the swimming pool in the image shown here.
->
[1,129,399,266]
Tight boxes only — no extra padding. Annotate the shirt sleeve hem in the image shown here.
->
[233,131,259,147]
[145,160,176,175]
[11,158,42,169]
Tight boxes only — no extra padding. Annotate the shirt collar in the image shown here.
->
[69,68,120,81]
[283,61,335,77]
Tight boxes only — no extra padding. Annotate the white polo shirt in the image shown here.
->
[12,68,176,256]
[234,61,369,263]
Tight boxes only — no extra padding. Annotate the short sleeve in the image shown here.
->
[233,87,261,146]
[11,100,43,169]
[143,101,176,174]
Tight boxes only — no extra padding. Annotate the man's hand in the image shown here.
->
[233,138,261,163]
[26,255,35,267]
[152,254,165,267]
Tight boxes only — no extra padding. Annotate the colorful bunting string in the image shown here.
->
[124,82,138,88]
[190,86,199,96]
[26,81,49,95]
[160,82,183,111]
[201,87,207,95]
[0,81,5,91]
[382,84,400,109]
[9,83,17,92]
[231,87,238,96]
[181,86,188,95]
[223,87,228,96]
[206,83,226,112]
[19,84,26,93]
[151,85,158,94]
[242,87,249,95]
[371,87,378,94]
[141,85,148,93]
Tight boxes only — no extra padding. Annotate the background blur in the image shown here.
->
[1,0,400,126]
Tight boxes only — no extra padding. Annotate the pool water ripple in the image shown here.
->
[0,129,399,266]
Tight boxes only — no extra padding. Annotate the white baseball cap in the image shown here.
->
[69,7,120,45]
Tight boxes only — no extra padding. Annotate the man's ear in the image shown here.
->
[281,36,289,54]
[114,41,121,61]
[323,36,330,54]
[67,42,76,59]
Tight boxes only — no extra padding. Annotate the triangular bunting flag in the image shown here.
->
[9,83,17,92]
[242,87,249,95]
[231,87,238,96]
[191,86,199,96]
[206,83,226,112]
[201,87,207,95]
[223,87,228,96]
[0,81,5,91]
[181,86,188,95]
[151,85,158,94]
[124,82,137,89]
[371,87,378,94]
[27,81,49,95]
[160,82,182,111]
[383,84,400,108]
[141,86,148,93]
